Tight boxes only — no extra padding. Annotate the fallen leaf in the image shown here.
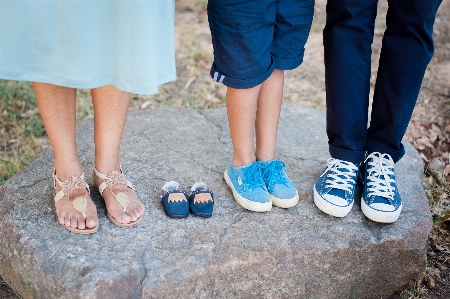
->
[444,164,450,176]
[432,123,442,135]
[417,136,434,148]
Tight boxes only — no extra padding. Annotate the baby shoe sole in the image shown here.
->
[313,185,353,218]
[191,213,212,218]
[164,212,189,219]
[224,169,272,212]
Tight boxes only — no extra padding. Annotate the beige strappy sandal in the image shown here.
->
[53,171,98,234]
[93,166,143,227]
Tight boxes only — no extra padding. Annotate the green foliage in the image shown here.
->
[0,80,43,185]
[0,80,44,138]
[196,0,207,8]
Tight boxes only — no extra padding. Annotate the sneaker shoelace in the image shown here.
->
[263,160,288,186]
[242,161,266,189]
[321,158,358,194]
[365,152,395,200]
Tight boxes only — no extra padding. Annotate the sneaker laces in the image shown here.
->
[365,152,395,200]
[321,158,358,193]
[263,160,288,185]
[242,161,266,188]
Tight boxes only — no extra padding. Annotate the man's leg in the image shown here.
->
[360,0,442,223]
[367,0,443,161]
[323,0,379,165]
[314,0,378,218]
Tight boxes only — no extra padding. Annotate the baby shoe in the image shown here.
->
[188,182,214,218]
[161,181,189,218]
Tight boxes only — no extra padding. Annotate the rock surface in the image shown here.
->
[0,105,431,299]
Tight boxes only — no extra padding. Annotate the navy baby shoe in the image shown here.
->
[188,182,214,218]
[161,181,189,218]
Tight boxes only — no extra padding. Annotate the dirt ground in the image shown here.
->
[1,0,450,298]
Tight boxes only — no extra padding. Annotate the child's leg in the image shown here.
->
[255,69,284,162]
[33,82,98,230]
[91,85,145,225]
[208,0,311,211]
[224,84,273,212]
[228,68,284,165]
[255,69,298,208]
[226,84,261,167]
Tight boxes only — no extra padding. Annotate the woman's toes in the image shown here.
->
[85,206,98,229]
[85,212,98,229]
[109,206,131,224]
[86,218,97,229]
[137,205,145,216]
[130,206,139,219]
[120,213,132,223]
[70,217,78,228]
[77,215,86,230]
[128,211,137,222]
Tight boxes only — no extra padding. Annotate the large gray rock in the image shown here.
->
[0,105,431,299]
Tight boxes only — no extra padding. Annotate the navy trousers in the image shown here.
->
[324,0,442,164]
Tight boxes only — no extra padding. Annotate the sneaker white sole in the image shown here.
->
[313,185,353,218]
[271,193,299,209]
[361,200,402,223]
[224,169,272,212]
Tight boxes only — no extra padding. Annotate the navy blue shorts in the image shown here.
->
[207,0,314,89]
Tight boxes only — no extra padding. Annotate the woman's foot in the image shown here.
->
[93,166,145,226]
[54,171,99,233]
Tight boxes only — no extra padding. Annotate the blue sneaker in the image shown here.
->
[360,152,402,223]
[262,160,299,208]
[314,158,359,217]
[224,161,272,212]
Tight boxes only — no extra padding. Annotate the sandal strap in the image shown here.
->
[94,166,133,195]
[53,170,89,217]
[94,166,134,212]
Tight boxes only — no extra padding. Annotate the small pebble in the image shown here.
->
[427,275,435,289]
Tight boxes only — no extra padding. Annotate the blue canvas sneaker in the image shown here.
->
[360,152,402,223]
[224,161,272,212]
[262,160,299,208]
[314,158,359,217]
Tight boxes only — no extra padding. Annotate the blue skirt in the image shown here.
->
[0,0,176,95]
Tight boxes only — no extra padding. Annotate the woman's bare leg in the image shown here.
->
[33,82,98,230]
[91,85,145,224]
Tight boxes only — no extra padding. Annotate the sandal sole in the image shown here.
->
[107,213,144,227]
[61,224,98,234]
